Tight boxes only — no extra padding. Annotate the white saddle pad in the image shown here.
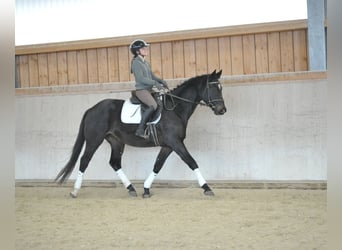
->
[121,99,161,124]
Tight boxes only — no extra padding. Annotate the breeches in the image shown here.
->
[135,89,158,110]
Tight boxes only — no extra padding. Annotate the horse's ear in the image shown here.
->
[216,69,222,78]
[209,70,217,80]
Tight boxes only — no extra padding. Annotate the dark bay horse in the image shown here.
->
[55,70,226,198]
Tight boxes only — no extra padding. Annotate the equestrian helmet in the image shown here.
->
[129,39,150,55]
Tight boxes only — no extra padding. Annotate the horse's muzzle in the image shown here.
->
[213,103,227,115]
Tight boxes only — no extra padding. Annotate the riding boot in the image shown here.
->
[135,106,155,139]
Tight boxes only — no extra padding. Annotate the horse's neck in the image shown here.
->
[172,83,202,122]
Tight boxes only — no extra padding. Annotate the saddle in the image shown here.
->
[121,91,162,124]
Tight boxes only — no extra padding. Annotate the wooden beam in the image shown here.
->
[15,71,326,96]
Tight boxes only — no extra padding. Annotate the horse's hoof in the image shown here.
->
[70,192,77,198]
[127,184,137,197]
[128,190,138,197]
[143,193,151,198]
[204,190,215,196]
[142,188,151,198]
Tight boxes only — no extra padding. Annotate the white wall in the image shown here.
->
[16,0,307,45]
[15,79,327,181]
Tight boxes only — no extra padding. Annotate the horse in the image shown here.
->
[55,69,227,198]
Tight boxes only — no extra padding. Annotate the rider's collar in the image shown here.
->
[137,55,145,62]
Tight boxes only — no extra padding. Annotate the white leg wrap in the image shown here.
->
[194,169,206,187]
[70,171,84,197]
[116,169,131,188]
[74,171,84,190]
[144,172,157,189]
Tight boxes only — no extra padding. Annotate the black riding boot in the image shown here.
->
[135,106,155,139]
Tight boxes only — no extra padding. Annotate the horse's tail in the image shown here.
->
[55,112,87,184]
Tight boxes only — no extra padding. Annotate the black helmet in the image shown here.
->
[129,39,150,56]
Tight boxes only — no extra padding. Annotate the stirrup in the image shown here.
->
[135,128,148,139]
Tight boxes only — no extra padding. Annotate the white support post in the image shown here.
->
[307,0,326,70]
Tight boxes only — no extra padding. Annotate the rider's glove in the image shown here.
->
[158,79,169,89]
[155,81,164,90]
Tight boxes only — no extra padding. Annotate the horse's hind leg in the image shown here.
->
[70,140,103,198]
[107,136,137,197]
[143,147,173,198]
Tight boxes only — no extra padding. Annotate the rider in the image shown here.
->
[129,39,168,139]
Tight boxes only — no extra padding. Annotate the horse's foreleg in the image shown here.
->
[116,168,137,197]
[143,147,173,198]
[173,141,214,196]
[194,169,214,196]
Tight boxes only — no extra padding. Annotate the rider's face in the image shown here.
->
[139,47,149,57]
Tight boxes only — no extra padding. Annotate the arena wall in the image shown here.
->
[15,72,327,182]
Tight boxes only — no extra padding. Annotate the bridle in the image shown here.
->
[161,78,224,111]
[203,79,224,110]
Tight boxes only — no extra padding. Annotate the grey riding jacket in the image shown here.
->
[131,56,163,91]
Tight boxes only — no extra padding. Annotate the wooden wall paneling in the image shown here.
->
[77,50,88,84]
[57,51,68,85]
[15,20,314,90]
[230,35,244,75]
[47,53,58,86]
[118,46,130,82]
[161,42,173,79]
[195,39,207,75]
[37,53,48,86]
[172,41,185,78]
[15,56,20,87]
[183,40,196,78]
[255,33,269,73]
[67,51,78,84]
[107,47,119,82]
[280,31,294,72]
[242,34,256,74]
[218,37,232,75]
[128,53,134,82]
[97,48,109,83]
[268,32,281,72]
[18,55,30,87]
[207,38,220,73]
[28,54,39,87]
[86,49,99,83]
[150,43,162,79]
[293,29,308,71]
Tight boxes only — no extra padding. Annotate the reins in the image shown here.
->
[159,79,223,110]
[162,92,208,109]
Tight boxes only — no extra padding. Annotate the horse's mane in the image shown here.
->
[171,74,207,96]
